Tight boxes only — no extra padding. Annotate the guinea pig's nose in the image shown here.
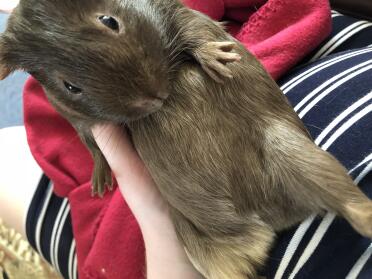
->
[144,98,163,110]
[155,91,169,100]
[132,97,163,112]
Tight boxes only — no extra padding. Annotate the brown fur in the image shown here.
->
[1,1,372,278]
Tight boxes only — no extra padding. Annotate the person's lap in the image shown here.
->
[0,126,77,279]
[0,126,42,238]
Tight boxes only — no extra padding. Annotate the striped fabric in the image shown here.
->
[26,175,78,279]
[306,10,372,63]
[25,11,371,279]
[268,12,372,279]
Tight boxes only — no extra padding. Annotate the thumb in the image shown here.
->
[91,124,152,184]
[92,124,166,223]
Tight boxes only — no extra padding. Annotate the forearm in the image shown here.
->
[114,174,203,278]
[141,215,203,279]
[107,150,202,279]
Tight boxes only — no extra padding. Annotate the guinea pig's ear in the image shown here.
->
[0,35,16,80]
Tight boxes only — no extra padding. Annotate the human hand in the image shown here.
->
[92,124,202,279]
[92,124,168,228]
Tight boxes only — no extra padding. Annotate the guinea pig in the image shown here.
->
[1,1,372,279]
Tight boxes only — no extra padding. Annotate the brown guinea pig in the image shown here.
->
[1,1,372,279]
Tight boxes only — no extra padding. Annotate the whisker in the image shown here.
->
[102,126,115,154]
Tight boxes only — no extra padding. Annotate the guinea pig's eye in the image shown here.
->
[63,81,82,94]
[98,15,119,31]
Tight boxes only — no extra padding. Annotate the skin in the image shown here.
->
[0,0,18,13]
[1,0,372,278]
[92,124,203,279]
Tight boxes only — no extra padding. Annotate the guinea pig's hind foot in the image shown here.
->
[194,41,241,83]
[344,201,372,238]
[91,163,113,198]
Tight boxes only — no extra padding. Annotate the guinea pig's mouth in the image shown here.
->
[112,93,168,123]
[131,96,165,115]
[154,96,166,101]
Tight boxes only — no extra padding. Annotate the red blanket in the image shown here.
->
[23,1,331,278]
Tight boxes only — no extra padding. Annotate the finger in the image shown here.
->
[92,124,130,170]
[92,124,151,183]
[92,123,157,201]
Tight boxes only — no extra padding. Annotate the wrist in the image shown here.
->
[141,217,203,279]
[139,208,174,240]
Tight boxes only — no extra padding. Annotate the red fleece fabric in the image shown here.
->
[185,0,332,78]
[23,1,331,278]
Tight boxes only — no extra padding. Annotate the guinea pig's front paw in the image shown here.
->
[92,162,113,198]
[195,41,241,83]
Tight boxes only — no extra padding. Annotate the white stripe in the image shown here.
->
[346,243,372,279]
[35,182,54,258]
[319,23,372,59]
[68,240,76,279]
[73,252,78,279]
[310,21,369,62]
[331,14,342,18]
[288,213,336,279]
[354,162,372,184]
[54,204,71,274]
[50,199,68,273]
[315,91,372,145]
[281,47,372,93]
[294,60,372,113]
[298,64,372,118]
[322,104,372,150]
[273,215,316,279]
[350,153,372,174]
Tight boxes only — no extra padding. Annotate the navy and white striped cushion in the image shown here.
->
[306,10,372,63]
[267,12,372,279]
